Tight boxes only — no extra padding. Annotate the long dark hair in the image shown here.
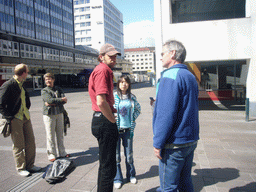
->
[117,75,131,99]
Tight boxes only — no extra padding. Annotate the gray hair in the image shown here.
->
[43,73,55,80]
[163,40,186,63]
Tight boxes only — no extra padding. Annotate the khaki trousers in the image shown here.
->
[43,113,67,160]
[11,117,36,171]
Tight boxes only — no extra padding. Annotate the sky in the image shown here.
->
[110,0,155,48]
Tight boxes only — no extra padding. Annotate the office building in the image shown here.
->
[124,47,155,74]
[74,0,124,56]
[0,0,98,89]
[154,0,256,116]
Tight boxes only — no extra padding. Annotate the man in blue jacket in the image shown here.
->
[153,40,199,192]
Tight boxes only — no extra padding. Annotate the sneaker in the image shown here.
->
[28,166,41,172]
[18,170,30,177]
[114,182,122,189]
[130,177,137,184]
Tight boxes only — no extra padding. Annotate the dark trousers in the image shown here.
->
[91,113,119,192]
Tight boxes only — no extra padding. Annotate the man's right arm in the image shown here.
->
[96,94,116,123]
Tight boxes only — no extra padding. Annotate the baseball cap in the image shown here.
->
[99,43,121,56]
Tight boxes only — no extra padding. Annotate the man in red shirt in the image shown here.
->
[89,43,121,192]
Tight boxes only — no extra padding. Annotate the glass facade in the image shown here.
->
[171,0,245,23]
[34,0,50,41]
[0,39,19,57]
[0,0,15,33]
[0,0,74,47]
[200,63,246,89]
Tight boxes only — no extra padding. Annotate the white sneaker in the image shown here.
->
[18,170,30,177]
[130,177,137,184]
[114,182,122,189]
[28,166,41,172]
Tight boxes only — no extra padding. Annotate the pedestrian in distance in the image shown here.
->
[153,40,200,191]
[0,64,41,177]
[89,43,121,192]
[41,73,70,162]
[113,75,141,189]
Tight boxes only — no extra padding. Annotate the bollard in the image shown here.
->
[245,98,249,122]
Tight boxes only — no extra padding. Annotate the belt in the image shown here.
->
[164,141,198,149]
[118,128,130,134]
[93,111,116,117]
[93,111,103,117]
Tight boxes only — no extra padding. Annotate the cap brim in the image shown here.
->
[106,51,121,56]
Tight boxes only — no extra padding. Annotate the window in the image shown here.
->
[171,0,245,23]
[81,29,91,35]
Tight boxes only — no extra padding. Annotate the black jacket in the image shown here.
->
[0,78,31,122]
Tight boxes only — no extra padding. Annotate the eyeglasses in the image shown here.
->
[161,51,169,57]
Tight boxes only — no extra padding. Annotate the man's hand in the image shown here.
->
[61,97,67,103]
[97,94,116,123]
[154,147,162,160]
[150,98,155,106]
[45,102,56,106]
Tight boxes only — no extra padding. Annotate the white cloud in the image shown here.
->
[124,20,155,48]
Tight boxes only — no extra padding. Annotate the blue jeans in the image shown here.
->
[114,129,136,183]
[158,143,197,192]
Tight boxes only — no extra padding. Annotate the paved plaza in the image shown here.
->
[0,83,256,192]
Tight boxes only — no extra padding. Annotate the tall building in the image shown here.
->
[0,0,98,89]
[0,0,74,47]
[74,0,124,56]
[154,0,256,116]
[124,47,155,74]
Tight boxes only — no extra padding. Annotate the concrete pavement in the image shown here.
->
[0,83,256,192]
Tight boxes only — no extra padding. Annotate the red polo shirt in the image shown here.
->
[89,62,116,113]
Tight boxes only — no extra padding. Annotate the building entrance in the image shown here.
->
[188,60,247,101]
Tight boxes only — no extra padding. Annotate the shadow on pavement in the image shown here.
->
[229,182,256,192]
[199,100,245,111]
[145,187,159,192]
[137,165,159,181]
[193,168,240,191]
[69,147,99,167]
[145,167,240,191]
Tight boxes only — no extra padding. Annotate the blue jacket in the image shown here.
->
[114,92,141,134]
[153,64,199,149]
